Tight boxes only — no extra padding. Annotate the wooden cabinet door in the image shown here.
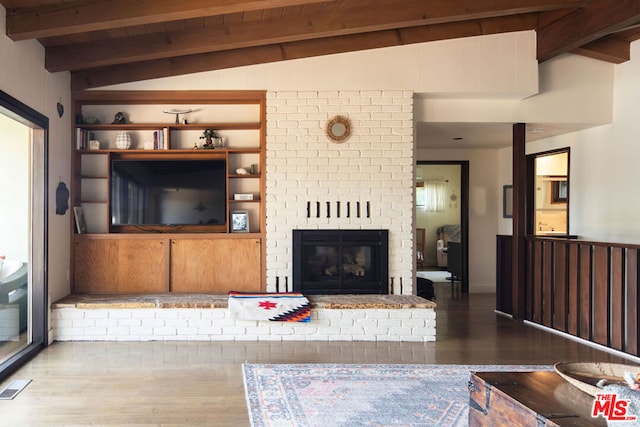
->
[170,239,261,293]
[74,238,169,293]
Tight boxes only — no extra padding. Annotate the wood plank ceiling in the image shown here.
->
[1,0,640,90]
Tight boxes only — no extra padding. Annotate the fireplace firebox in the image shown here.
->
[293,229,388,294]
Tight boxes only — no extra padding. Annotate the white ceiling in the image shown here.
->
[416,122,600,149]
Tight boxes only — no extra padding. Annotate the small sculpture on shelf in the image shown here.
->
[112,112,126,124]
[163,108,192,124]
[199,128,219,149]
[234,165,258,175]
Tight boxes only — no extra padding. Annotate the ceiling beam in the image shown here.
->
[8,0,589,42]
[47,0,585,72]
[572,36,630,64]
[4,0,333,40]
[537,0,640,62]
[70,14,537,90]
[612,24,640,42]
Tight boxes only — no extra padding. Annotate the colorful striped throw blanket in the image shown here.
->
[228,292,311,322]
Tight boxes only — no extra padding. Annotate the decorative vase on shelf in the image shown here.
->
[115,132,131,149]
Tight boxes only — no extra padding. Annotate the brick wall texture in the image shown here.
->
[265,90,415,293]
[52,307,436,342]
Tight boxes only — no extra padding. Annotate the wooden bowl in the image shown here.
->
[554,362,640,396]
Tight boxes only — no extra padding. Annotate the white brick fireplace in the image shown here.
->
[51,90,432,343]
[265,90,415,294]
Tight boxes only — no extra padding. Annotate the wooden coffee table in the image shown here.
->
[469,371,606,426]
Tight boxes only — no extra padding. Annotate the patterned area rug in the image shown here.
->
[243,363,552,427]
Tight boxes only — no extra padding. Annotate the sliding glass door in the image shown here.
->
[0,91,48,380]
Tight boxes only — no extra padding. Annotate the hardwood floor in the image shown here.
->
[0,283,633,426]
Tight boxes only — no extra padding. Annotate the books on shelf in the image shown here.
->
[153,128,169,150]
[73,206,87,234]
[75,127,170,150]
[75,128,90,150]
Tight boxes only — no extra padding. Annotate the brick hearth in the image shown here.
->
[51,294,436,342]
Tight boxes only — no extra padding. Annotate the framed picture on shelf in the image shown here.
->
[73,206,87,234]
[230,210,250,233]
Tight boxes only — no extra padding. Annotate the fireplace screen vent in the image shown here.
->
[293,229,388,294]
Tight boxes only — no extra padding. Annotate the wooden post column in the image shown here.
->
[512,123,527,320]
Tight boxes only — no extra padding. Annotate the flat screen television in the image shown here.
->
[110,155,227,233]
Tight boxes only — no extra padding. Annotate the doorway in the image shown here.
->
[416,161,469,292]
[0,91,48,381]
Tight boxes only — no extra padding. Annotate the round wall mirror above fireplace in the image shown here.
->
[325,115,352,143]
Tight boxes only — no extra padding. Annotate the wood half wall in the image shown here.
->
[497,235,640,358]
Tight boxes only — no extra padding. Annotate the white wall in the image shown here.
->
[108,31,538,98]
[522,54,613,124]
[425,53,618,292]
[416,54,613,126]
[494,41,640,245]
[418,54,616,258]
[0,7,71,308]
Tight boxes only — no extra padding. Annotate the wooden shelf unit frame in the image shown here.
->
[70,90,266,294]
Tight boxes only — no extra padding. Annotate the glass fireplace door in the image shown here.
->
[293,229,388,294]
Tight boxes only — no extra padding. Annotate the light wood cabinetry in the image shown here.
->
[170,239,261,293]
[74,238,169,293]
[73,236,262,294]
[71,90,266,294]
